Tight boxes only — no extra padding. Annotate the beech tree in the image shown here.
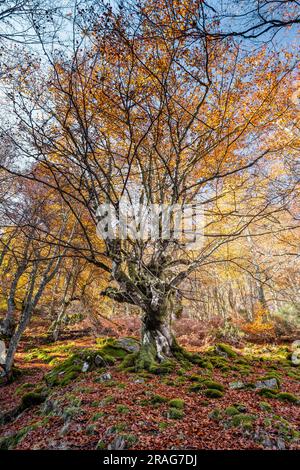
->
[0,0,299,370]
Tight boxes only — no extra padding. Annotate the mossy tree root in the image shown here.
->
[120,336,202,374]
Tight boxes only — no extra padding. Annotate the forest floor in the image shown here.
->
[0,323,299,451]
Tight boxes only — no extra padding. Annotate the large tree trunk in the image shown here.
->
[141,308,176,362]
[133,301,185,373]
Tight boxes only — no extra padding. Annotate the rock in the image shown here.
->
[254,378,278,390]
[59,421,71,436]
[48,440,71,450]
[42,399,62,416]
[261,434,273,449]
[229,381,245,390]
[99,372,112,382]
[255,429,286,450]
[108,436,126,450]
[134,378,145,384]
[82,361,89,373]
[115,337,140,353]
[215,349,228,359]
[94,355,106,367]
[276,438,286,450]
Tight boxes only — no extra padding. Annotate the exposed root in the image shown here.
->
[119,336,203,374]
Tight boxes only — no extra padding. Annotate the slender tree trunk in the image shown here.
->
[4,308,32,378]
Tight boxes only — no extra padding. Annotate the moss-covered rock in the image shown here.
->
[232,402,248,413]
[189,378,224,392]
[0,420,46,450]
[168,407,184,419]
[204,389,224,398]
[276,392,299,404]
[224,406,240,416]
[259,401,273,412]
[46,339,137,387]
[229,413,257,431]
[116,404,130,414]
[91,411,105,422]
[257,388,278,399]
[15,382,35,396]
[168,398,184,409]
[96,439,106,450]
[150,394,168,405]
[21,391,47,410]
[208,408,223,421]
[203,380,225,392]
[215,343,238,358]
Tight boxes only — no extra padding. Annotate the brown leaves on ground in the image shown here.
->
[0,335,299,451]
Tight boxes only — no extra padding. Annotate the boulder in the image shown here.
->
[108,436,126,450]
[254,378,278,390]
[229,381,245,390]
[82,362,90,373]
[114,338,140,353]
[99,372,112,382]
[94,355,106,367]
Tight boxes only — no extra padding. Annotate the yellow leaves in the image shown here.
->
[243,302,274,334]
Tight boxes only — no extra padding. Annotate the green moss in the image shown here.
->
[151,360,176,375]
[45,339,138,386]
[119,352,138,370]
[15,382,35,395]
[0,420,46,450]
[208,408,223,421]
[116,404,130,414]
[234,357,249,365]
[197,358,214,370]
[202,380,224,392]
[173,376,186,385]
[21,392,46,409]
[224,406,240,416]
[188,383,202,392]
[111,422,127,432]
[169,398,184,409]
[189,374,203,382]
[229,413,257,431]
[62,405,82,421]
[257,388,278,399]
[204,389,224,398]
[101,395,115,406]
[86,424,97,435]
[277,392,299,404]
[45,354,82,387]
[235,364,252,375]
[90,400,101,408]
[150,394,168,405]
[91,411,105,421]
[259,401,273,412]
[168,407,184,419]
[8,366,23,382]
[215,343,237,358]
[96,337,137,360]
[208,356,230,371]
[120,433,138,447]
[189,378,224,393]
[260,372,281,388]
[286,370,300,380]
[158,421,169,430]
[96,439,106,450]
[232,403,248,412]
